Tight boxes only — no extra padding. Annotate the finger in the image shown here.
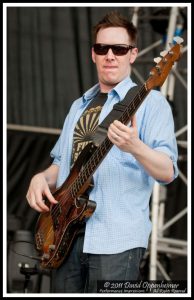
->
[108,126,120,140]
[35,201,49,213]
[44,187,58,204]
[109,122,130,139]
[29,192,46,212]
[108,128,119,144]
[34,190,50,212]
[26,192,30,204]
[112,120,129,132]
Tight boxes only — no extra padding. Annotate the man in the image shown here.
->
[26,11,178,292]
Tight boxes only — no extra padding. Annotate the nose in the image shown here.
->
[105,48,115,60]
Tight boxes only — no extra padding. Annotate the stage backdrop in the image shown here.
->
[6,6,188,291]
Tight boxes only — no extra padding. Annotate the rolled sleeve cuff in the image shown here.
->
[51,157,61,167]
[154,146,179,185]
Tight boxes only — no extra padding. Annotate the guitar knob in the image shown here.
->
[42,253,50,261]
[49,244,56,251]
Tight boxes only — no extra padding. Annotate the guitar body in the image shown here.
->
[35,143,97,269]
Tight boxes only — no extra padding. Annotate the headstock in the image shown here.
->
[146,36,184,91]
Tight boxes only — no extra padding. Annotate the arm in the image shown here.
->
[108,116,174,183]
[28,98,81,212]
[26,164,59,212]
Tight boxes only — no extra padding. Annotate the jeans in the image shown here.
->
[51,233,146,293]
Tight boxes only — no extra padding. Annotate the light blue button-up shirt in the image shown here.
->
[50,76,178,254]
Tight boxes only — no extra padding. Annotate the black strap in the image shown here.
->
[92,85,139,146]
[84,92,108,111]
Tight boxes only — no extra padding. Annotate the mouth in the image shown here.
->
[103,66,118,70]
[104,65,117,68]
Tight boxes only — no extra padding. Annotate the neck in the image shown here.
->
[99,82,119,93]
[99,73,131,93]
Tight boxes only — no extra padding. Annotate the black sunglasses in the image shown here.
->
[93,43,135,56]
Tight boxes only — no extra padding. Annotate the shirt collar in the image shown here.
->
[82,83,100,103]
[82,76,136,103]
[112,76,136,101]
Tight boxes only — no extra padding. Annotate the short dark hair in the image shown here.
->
[92,11,137,45]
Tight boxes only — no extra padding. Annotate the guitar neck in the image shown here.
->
[71,83,150,197]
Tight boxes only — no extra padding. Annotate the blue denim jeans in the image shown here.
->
[51,233,146,293]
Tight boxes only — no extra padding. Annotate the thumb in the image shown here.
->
[131,114,137,129]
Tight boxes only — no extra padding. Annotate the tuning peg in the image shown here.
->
[154,57,162,64]
[173,36,184,44]
[160,50,168,57]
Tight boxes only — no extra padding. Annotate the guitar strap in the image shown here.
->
[92,85,140,146]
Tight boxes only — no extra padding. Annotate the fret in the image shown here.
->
[71,186,76,198]
[99,145,104,156]
[86,163,93,176]
[132,99,136,112]
[79,176,85,187]
[70,139,111,196]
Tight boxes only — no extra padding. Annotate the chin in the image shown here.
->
[104,77,119,85]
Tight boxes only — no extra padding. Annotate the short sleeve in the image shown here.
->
[140,91,179,185]
[50,117,69,166]
[50,106,72,166]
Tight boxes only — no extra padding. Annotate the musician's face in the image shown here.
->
[92,27,138,92]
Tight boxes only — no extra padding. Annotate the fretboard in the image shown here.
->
[70,83,150,198]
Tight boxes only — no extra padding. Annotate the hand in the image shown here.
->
[26,173,58,212]
[107,115,139,153]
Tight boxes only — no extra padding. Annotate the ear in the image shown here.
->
[129,48,138,64]
[92,47,96,63]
